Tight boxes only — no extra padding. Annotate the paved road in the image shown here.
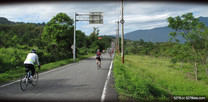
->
[0,53,117,102]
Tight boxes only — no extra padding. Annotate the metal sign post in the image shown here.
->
[73,12,103,62]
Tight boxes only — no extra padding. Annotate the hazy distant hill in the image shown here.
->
[124,17,208,42]
[0,17,16,25]
[0,17,45,26]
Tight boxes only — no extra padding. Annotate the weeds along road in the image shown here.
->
[0,53,117,102]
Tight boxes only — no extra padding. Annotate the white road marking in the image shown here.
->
[0,80,20,88]
[101,54,114,102]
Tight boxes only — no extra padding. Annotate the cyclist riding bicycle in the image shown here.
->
[96,49,102,66]
[108,49,112,57]
[24,49,41,81]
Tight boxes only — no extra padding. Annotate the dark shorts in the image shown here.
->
[96,57,101,61]
[24,64,35,76]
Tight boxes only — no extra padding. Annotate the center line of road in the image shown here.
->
[101,54,114,102]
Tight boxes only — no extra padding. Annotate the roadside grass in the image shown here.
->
[0,53,94,85]
[113,55,208,101]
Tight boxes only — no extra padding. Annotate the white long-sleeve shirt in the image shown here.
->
[24,53,40,65]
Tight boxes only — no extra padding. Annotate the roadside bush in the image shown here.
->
[78,47,88,55]
[0,48,29,73]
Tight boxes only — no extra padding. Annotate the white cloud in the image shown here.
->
[0,1,208,36]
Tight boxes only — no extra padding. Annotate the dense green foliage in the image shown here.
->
[41,12,74,61]
[0,13,112,75]
[0,23,43,48]
[113,55,208,101]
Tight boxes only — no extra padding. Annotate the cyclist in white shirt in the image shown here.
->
[24,49,41,81]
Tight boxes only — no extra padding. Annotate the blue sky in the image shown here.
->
[0,1,208,36]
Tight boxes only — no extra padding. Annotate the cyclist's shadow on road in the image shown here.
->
[86,57,112,61]
[99,68,110,70]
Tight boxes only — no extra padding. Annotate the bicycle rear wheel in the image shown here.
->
[97,61,101,70]
[99,62,101,69]
[97,62,99,70]
[20,74,29,91]
[31,71,39,86]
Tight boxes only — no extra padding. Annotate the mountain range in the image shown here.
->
[124,17,208,42]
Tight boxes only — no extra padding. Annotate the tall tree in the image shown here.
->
[88,27,100,53]
[42,12,74,60]
[167,12,206,81]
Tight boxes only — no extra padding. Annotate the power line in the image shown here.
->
[117,1,120,21]
[114,1,120,22]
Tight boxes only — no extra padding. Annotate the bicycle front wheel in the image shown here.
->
[20,74,28,91]
[31,71,39,86]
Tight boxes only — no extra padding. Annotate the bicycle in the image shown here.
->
[20,66,39,91]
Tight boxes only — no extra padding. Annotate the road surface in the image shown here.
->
[0,53,117,102]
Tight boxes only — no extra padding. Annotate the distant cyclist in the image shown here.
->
[24,49,41,81]
[96,49,102,66]
[108,49,112,57]
[107,48,110,53]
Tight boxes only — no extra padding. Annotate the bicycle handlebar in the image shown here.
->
[34,66,41,71]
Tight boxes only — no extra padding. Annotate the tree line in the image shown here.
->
[0,12,112,73]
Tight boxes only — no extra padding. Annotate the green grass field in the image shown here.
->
[113,55,208,101]
[0,54,94,85]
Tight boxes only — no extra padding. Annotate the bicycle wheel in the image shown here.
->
[97,61,101,70]
[99,62,101,69]
[31,71,38,86]
[20,74,29,91]
[97,62,99,70]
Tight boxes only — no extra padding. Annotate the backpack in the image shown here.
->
[96,52,100,58]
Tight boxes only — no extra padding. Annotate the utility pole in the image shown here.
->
[73,12,76,62]
[115,28,117,55]
[117,21,119,55]
[120,0,125,63]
